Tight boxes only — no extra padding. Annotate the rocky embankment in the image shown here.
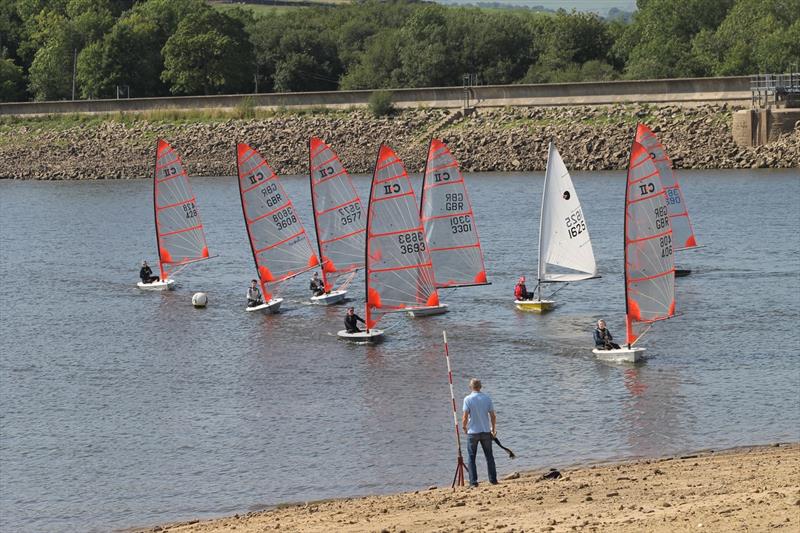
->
[1,104,797,180]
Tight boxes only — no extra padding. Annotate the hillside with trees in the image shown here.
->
[1,0,798,102]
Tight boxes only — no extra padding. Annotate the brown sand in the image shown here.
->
[150,443,799,533]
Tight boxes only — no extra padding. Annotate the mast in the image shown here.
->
[364,145,380,330]
[153,140,165,280]
[537,141,553,299]
[308,138,327,291]
[236,143,269,301]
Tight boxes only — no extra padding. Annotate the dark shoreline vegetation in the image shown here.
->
[1,104,797,180]
[1,0,799,103]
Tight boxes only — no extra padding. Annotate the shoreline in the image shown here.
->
[1,104,798,180]
[139,442,800,532]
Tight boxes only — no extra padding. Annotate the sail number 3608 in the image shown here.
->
[398,232,426,254]
[273,207,297,229]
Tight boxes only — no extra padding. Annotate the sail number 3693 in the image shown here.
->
[398,232,426,254]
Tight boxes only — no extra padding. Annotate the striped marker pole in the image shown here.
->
[443,330,467,488]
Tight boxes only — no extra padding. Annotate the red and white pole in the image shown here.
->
[443,330,467,488]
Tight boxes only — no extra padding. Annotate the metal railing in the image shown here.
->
[750,72,800,108]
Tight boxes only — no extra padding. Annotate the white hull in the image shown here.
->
[137,278,175,291]
[310,290,347,305]
[337,329,385,343]
[407,304,449,317]
[246,298,283,314]
[514,299,555,312]
[592,346,646,363]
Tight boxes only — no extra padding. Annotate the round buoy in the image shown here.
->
[192,292,208,308]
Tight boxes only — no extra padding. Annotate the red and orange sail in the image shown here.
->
[309,137,365,293]
[635,124,699,250]
[236,143,318,301]
[365,145,439,329]
[153,139,211,280]
[624,141,676,345]
[420,139,489,288]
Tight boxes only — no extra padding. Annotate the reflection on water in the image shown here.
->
[0,170,798,532]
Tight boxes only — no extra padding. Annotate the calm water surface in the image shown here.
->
[1,169,799,532]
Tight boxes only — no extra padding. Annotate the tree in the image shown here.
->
[0,55,27,102]
[161,7,254,95]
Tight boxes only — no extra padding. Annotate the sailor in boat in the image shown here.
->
[344,307,366,333]
[593,319,621,350]
[247,280,264,308]
[309,271,325,297]
[139,260,159,284]
[514,276,535,301]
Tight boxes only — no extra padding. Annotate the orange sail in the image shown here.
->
[236,143,318,300]
[624,141,676,345]
[153,139,212,280]
[309,137,365,293]
[364,145,439,329]
[420,139,489,288]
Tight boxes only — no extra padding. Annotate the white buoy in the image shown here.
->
[192,292,208,308]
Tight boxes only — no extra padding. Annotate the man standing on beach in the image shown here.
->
[462,378,498,487]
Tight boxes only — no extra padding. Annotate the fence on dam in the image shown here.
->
[0,76,752,117]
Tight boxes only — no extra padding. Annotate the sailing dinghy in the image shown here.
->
[337,145,442,341]
[308,137,365,305]
[236,143,319,313]
[418,139,489,316]
[138,139,213,290]
[516,142,598,311]
[593,140,676,363]
[635,124,699,277]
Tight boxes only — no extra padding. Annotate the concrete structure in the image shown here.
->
[0,76,751,117]
[732,108,800,148]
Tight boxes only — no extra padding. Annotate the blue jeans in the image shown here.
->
[467,432,497,486]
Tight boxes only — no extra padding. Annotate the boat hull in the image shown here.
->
[406,304,449,317]
[137,279,175,291]
[337,329,384,343]
[310,290,347,305]
[246,298,283,314]
[514,299,554,312]
[592,346,646,363]
[675,269,691,277]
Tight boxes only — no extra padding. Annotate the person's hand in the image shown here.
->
[491,429,497,438]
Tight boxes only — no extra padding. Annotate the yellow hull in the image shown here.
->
[514,299,555,312]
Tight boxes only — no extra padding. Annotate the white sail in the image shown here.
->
[537,142,598,283]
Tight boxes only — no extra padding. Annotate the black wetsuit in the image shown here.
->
[593,327,621,350]
[344,313,366,333]
[140,265,159,284]
[310,278,325,296]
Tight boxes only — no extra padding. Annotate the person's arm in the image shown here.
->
[593,329,602,345]
[607,330,613,341]
[490,410,497,437]
[462,410,469,434]
[356,315,366,324]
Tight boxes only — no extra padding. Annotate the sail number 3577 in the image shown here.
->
[338,203,361,225]
[398,232,426,254]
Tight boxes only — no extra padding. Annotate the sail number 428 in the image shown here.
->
[398,232,426,254]
[565,209,586,238]
[183,202,197,219]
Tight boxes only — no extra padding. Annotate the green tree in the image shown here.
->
[0,55,27,101]
[161,7,254,95]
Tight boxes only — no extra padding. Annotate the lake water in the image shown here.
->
[1,169,799,532]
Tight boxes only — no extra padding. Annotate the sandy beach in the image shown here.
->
[147,443,799,532]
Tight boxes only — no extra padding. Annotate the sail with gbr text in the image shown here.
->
[420,139,488,288]
[309,137,365,292]
[153,139,211,280]
[624,141,676,345]
[365,145,439,329]
[635,124,698,251]
[237,143,319,301]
